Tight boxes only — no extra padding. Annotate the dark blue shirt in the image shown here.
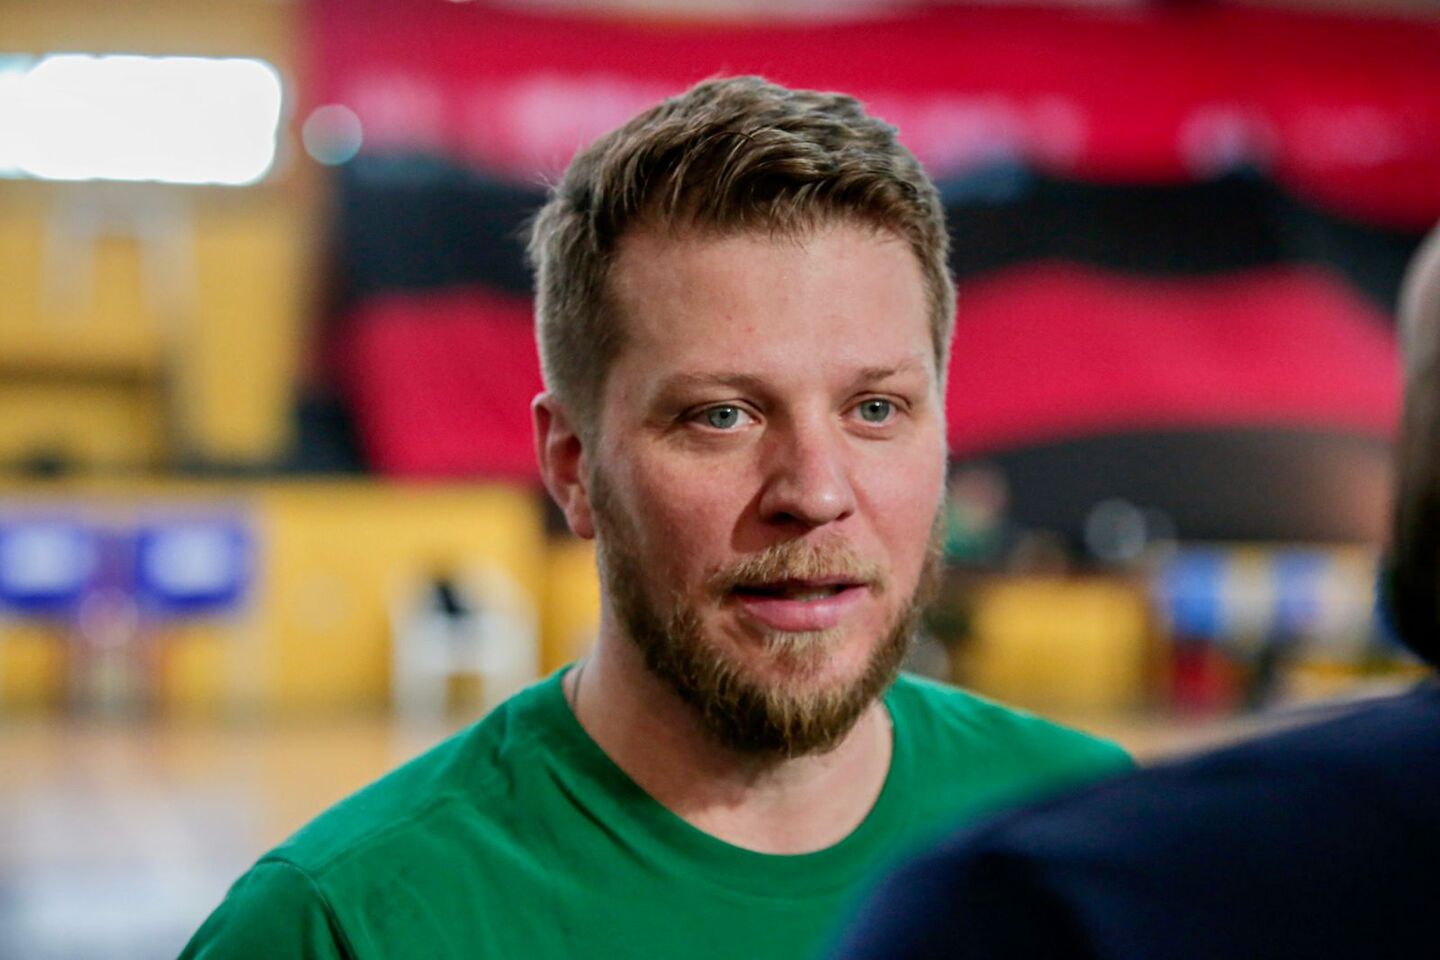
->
[836,684,1440,960]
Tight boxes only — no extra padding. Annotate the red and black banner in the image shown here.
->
[301,0,1432,543]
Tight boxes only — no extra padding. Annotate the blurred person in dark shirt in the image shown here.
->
[832,222,1440,960]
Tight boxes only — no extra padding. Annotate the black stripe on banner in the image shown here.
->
[333,154,1425,312]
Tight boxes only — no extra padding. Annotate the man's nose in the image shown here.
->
[757,422,858,529]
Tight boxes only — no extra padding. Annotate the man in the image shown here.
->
[833,223,1440,960]
[181,76,1128,960]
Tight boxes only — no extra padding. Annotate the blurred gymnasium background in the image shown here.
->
[2,0,1438,955]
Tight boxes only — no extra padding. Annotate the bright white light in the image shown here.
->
[0,54,283,186]
[0,57,28,176]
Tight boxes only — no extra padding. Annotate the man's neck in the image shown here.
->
[566,631,894,855]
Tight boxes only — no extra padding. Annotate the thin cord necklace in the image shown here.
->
[566,660,586,719]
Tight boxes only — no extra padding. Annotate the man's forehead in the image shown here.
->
[609,219,914,298]
[596,219,935,411]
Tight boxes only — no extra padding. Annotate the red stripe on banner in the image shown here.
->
[337,266,1397,479]
[945,263,1400,458]
[306,1,1440,227]
[338,289,543,480]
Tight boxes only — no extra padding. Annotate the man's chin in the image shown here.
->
[593,490,920,757]
[725,628,877,686]
[681,625,908,759]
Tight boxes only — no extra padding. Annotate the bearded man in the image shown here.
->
[181,76,1128,960]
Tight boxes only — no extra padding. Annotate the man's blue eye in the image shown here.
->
[704,406,743,429]
[858,399,894,423]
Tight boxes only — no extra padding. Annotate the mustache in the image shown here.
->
[705,539,886,595]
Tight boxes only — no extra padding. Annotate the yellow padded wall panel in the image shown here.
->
[180,201,308,465]
[0,190,161,377]
[542,537,601,673]
[965,576,1154,713]
[0,204,42,326]
[154,622,238,715]
[88,232,149,350]
[6,0,297,61]
[0,623,67,711]
[2,0,315,470]
[0,381,166,470]
[0,482,545,715]
[0,188,310,467]
[253,484,546,713]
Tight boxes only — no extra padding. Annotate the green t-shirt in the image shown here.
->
[181,670,1129,959]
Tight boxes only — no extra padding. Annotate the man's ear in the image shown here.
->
[533,393,595,540]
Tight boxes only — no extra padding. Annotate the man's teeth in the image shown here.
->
[772,585,845,601]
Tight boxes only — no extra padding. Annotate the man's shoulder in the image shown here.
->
[184,674,587,958]
[268,675,565,881]
[883,673,1130,834]
[887,673,1131,775]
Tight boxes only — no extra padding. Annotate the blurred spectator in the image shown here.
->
[832,222,1440,960]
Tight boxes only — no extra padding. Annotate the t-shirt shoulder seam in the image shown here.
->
[281,716,562,877]
[253,856,361,958]
[303,787,478,875]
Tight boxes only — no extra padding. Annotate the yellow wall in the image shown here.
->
[0,622,67,710]
[0,0,315,470]
[247,484,544,713]
[0,486,1164,717]
[0,380,168,471]
[963,576,1156,712]
[542,536,601,672]
[0,209,163,376]
[0,482,547,715]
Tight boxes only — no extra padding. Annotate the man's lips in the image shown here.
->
[729,579,869,632]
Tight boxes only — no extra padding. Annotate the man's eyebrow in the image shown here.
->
[850,359,931,386]
[653,362,931,396]
[653,372,770,394]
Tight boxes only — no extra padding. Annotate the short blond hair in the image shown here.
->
[527,75,954,439]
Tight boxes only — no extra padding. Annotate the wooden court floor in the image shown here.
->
[0,714,463,959]
[0,696,1383,959]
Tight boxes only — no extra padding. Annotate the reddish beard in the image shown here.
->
[590,471,942,759]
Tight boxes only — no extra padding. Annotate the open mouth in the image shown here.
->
[731,579,861,602]
[728,579,868,633]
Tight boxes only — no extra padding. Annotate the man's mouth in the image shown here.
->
[728,579,869,632]
[732,579,860,602]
